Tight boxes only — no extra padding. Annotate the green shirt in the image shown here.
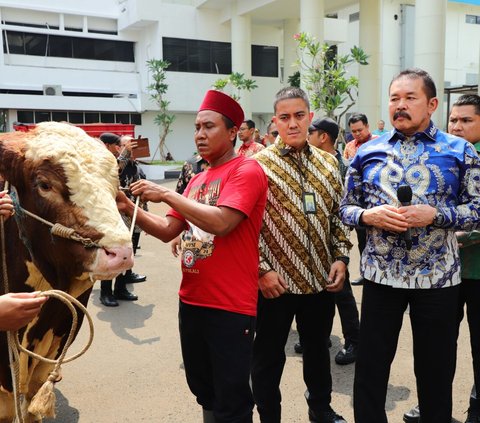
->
[458,141,480,279]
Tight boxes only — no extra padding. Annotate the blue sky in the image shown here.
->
[449,0,480,5]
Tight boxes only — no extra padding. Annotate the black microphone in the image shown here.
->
[397,185,412,250]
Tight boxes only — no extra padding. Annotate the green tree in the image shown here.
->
[212,72,258,101]
[146,59,176,160]
[294,32,369,143]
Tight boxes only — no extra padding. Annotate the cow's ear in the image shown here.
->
[0,133,28,189]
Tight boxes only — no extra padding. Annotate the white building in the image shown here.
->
[0,0,479,162]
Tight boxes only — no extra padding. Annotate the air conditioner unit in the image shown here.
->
[43,85,63,96]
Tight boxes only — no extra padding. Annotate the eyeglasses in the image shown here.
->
[270,131,279,137]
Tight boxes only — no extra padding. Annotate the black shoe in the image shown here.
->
[351,277,364,286]
[335,344,357,365]
[114,289,138,301]
[100,292,119,307]
[294,342,303,354]
[466,408,480,423]
[308,409,347,423]
[403,405,420,423]
[126,272,147,284]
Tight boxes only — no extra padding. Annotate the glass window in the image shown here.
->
[252,45,278,77]
[163,37,231,74]
[52,111,68,122]
[115,113,130,124]
[85,112,100,123]
[101,113,115,123]
[349,12,360,22]
[24,33,47,56]
[466,14,477,24]
[17,111,34,123]
[163,37,188,71]
[130,113,142,125]
[48,35,73,58]
[3,30,134,62]
[35,111,51,123]
[5,31,25,54]
[68,112,84,123]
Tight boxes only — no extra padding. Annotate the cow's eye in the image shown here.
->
[35,180,51,191]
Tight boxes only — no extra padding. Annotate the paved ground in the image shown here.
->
[45,179,472,422]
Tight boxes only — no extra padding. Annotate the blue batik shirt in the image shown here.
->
[340,121,480,289]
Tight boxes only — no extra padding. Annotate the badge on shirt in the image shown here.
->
[302,191,317,214]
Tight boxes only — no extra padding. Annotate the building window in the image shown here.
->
[466,14,480,24]
[163,37,232,74]
[16,111,141,126]
[34,111,51,123]
[252,45,278,77]
[3,31,134,62]
[349,12,360,22]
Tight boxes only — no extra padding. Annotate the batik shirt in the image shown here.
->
[255,139,352,294]
[458,142,480,280]
[340,121,480,289]
[237,140,265,158]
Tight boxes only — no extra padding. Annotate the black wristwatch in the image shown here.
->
[336,256,350,266]
[433,208,445,227]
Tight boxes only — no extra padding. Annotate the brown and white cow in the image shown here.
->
[0,122,134,422]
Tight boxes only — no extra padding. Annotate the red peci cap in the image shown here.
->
[198,90,244,129]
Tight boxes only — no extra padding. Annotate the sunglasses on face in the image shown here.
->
[270,131,279,137]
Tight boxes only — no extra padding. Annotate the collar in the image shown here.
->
[275,137,311,157]
[388,120,438,143]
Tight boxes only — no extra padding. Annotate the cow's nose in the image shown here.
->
[103,246,134,272]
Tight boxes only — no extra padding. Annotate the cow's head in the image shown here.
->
[0,122,133,283]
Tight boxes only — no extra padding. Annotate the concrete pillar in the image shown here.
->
[300,0,324,44]
[299,0,324,94]
[358,0,382,128]
[414,0,447,128]
[231,5,252,118]
[283,19,300,86]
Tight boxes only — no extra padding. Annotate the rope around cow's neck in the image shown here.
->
[3,184,140,421]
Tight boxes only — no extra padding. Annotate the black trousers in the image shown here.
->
[179,301,255,423]
[252,292,335,423]
[354,280,459,423]
[459,279,480,410]
[335,272,360,347]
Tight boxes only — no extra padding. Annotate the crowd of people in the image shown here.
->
[2,67,480,423]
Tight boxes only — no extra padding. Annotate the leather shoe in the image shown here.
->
[351,277,364,286]
[308,408,347,423]
[294,342,303,354]
[114,289,138,301]
[466,408,480,423]
[403,405,420,423]
[335,344,357,365]
[126,272,147,284]
[100,292,119,307]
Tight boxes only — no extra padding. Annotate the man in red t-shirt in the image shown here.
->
[117,90,268,423]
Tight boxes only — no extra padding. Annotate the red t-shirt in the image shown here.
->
[167,156,267,316]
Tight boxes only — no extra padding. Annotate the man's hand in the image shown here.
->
[398,204,436,227]
[0,292,48,331]
[259,271,288,299]
[123,139,138,152]
[170,235,182,257]
[130,180,172,203]
[0,191,14,220]
[116,190,135,215]
[325,261,347,292]
[361,205,408,232]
